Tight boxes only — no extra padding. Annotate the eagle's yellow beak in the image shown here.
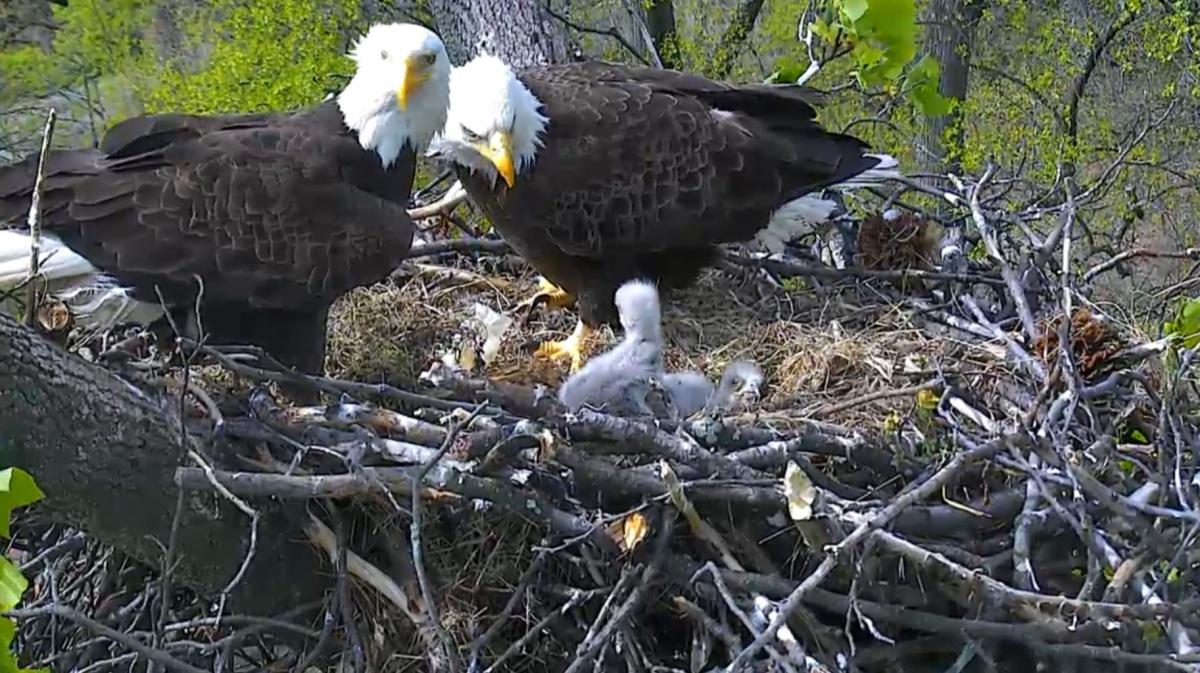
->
[480,130,516,188]
[397,54,431,111]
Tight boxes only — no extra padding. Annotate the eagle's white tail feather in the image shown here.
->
[57,284,166,334]
[0,230,96,287]
[832,153,901,189]
[754,194,840,254]
[0,229,164,332]
[750,154,900,254]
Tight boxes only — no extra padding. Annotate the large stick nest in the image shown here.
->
[7,170,1200,673]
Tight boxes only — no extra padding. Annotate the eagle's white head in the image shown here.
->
[427,53,549,188]
[337,22,451,168]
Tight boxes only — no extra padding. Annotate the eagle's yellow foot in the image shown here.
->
[533,319,591,372]
[520,277,574,310]
[536,277,574,309]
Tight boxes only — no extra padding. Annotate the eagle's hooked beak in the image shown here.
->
[480,130,516,188]
[397,54,431,111]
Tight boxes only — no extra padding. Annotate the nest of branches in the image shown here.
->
[7,167,1200,673]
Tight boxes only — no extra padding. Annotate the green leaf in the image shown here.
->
[903,54,953,116]
[1164,297,1200,349]
[830,0,920,92]
[854,44,887,70]
[0,560,28,614]
[809,17,838,42]
[842,0,870,22]
[0,619,18,673]
[0,569,47,673]
[770,63,810,84]
[0,470,43,540]
[0,619,13,654]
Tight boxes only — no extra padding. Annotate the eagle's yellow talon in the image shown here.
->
[537,277,573,309]
[534,319,590,372]
[526,277,574,310]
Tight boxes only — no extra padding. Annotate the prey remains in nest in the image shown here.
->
[1032,308,1128,383]
[856,209,939,291]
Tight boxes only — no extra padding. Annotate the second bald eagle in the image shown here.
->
[0,23,451,379]
[430,56,900,371]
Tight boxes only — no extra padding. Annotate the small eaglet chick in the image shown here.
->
[557,279,764,419]
[556,279,665,416]
[661,359,764,418]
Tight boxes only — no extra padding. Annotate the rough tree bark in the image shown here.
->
[428,0,569,68]
[919,0,986,177]
[0,311,324,614]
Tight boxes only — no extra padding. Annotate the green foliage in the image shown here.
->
[815,0,916,84]
[801,0,952,116]
[0,0,369,151]
[0,0,154,100]
[1163,297,1200,350]
[0,468,46,673]
[0,472,41,541]
[902,54,951,116]
[140,0,365,115]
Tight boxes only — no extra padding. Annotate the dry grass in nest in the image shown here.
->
[321,254,981,429]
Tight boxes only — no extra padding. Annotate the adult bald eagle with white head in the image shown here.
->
[428,55,900,372]
[0,22,450,382]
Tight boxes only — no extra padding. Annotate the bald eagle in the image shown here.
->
[428,55,900,371]
[0,22,451,380]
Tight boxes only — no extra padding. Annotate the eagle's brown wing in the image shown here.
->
[0,105,415,310]
[509,61,881,260]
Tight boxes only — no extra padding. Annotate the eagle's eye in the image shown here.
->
[380,49,390,61]
[421,52,436,65]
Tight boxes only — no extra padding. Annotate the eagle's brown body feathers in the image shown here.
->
[455,61,886,328]
[0,100,417,373]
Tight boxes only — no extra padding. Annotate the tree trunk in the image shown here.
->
[707,0,766,80]
[0,311,324,614]
[428,0,569,68]
[919,0,985,177]
[644,0,679,69]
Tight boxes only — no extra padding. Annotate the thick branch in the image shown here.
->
[0,311,324,614]
[1063,9,1138,144]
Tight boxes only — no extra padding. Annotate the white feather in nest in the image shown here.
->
[0,229,165,334]
[557,279,764,420]
[427,301,516,376]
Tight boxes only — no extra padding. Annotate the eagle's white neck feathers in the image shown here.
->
[337,23,451,168]
[428,53,549,185]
